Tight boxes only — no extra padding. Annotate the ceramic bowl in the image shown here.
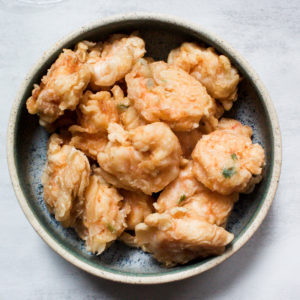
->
[7,13,282,284]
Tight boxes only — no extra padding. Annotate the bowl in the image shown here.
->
[7,13,282,284]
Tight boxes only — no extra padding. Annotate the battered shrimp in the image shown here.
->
[42,134,90,227]
[79,168,129,254]
[182,191,238,227]
[119,106,147,130]
[126,59,217,131]
[217,118,253,136]
[69,89,119,134]
[175,129,203,158]
[75,40,103,64]
[135,209,234,267]
[112,85,147,130]
[155,161,205,213]
[26,49,90,126]
[87,34,146,88]
[120,190,154,230]
[68,86,123,159]
[69,131,108,160]
[192,118,265,195]
[168,43,240,110]
[97,122,182,195]
[155,161,238,227]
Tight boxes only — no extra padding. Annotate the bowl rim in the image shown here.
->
[7,12,282,284]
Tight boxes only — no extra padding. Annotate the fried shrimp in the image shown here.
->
[126,59,216,131]
[119,106,147,130]
[112,84,147,130]
[97,122,182,195]
[216,117,252,136]
[87,34,145,88]
[78,168,129,254]
[181,191,238,227]
[192,118,265,195]
[26,49,90,126]
[155,161,238,227]
[155,161,205,213]
[120,190,154,230]
[168,43,240,110]
[74,90,119,133]
[69,131,108,160]
[42,134,90,227]
[119,190,154,248]
[68,86,123,159]
[135,209,234,267]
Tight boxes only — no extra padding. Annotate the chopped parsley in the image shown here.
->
[107,223,115,233]
[231,153,238,161]
[222,167,236,178]
[117,103,129,111]
[178,194,186,205]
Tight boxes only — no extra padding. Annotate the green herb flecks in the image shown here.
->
[107,223,115,233]
[117,103,129,111]
[178,194,186,205]
[222,167,236,178]
[231,153,238,161]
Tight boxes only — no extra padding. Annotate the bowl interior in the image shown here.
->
[13,18,274,277]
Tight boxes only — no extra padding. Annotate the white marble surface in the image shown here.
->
[0,0,299,299]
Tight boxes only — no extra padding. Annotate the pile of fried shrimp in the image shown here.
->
[26,33,265,267]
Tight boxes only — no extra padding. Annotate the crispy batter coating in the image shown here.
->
[155,161,238,227]
[78,168,129,254]
[192,118,265,195]
[111,84,147,130]
[68,86,124,159]
[75,40,103,64]
[71,89,119,134]
[97,122,182,195]
[135,209,234,267]
[175,129,203,158]
[69,131,108,160]
[126,59,217,131]
[155,161,205,212]
[86,34,145,88]
[120,190,154,230]
[42,134,90,227]
[119,106,147,130]
[182,191,238,227]
[168,43,240,110]
[27,49,90,126]
[217,117,252,136]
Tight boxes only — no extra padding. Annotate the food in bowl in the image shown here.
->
[25,33,265,267]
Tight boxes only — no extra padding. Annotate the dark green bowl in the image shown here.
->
[7,13,282,284]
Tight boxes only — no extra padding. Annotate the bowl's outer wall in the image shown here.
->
[9,15,280,283]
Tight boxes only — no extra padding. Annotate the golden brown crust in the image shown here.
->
[168,42,240,110]
[192,118,265,195]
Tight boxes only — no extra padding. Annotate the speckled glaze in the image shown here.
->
[7,13,282,284]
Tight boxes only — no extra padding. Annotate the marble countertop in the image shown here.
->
[1,0,299,299]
